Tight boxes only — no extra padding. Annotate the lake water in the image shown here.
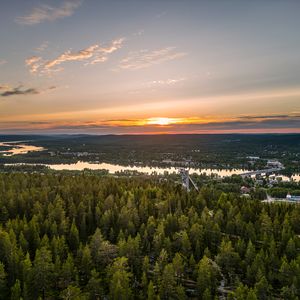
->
[47,160,247,176]
[5,160,300,181]
[45,161,300,181]
[0,142,44,156]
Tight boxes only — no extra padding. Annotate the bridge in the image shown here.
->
[240,167,284,178]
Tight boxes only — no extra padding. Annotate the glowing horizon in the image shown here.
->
[1,1,300,134]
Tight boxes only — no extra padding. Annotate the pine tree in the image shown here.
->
[254,276,270,300]
[159,264,176,299]
[86,269,104,299]
[108,257,133,300]
[32,247,54,298]
[147,281,155,300]
[0,263,8,300]
[10,279,21,300]
[197,256,219,298]
[69,220,80,252]
[60,285,85,300]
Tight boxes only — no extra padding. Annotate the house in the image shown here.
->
[241,186,251,194]
[267,159,283,168]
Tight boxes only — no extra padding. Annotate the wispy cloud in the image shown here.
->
[239,114,300,120]
[26,38,124,75]
[0,59,7,66]
[144,78,186,87]
[25,56,43,74]
[133,29,145,36]
[35,41,49,53]
[0,84,11,90]
[119,47,187,70]
[1,87,39,97]
[0,84,56,97]
[16,0,83,25]
[44,44,100,69]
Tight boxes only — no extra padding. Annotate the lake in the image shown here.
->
[0,141,44,156]
[47,160,247,176]
[5,160,300,181]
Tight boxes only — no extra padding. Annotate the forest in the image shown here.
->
[0,173,299,299]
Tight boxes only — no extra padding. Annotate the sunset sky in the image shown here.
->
[1,0,300,134]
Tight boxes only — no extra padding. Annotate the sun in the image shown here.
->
[146,117,178,126]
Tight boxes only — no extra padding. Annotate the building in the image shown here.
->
[247,156,260,160]
[240,186,251,194]
[286,193,300,202]
[267,159,283,168]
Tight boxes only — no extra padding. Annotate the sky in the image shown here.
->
[0,0,300,134]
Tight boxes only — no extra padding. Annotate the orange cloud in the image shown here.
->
[25,38,125,75]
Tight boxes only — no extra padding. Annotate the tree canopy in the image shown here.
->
[0,173,299,299]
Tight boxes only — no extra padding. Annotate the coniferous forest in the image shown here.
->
[0,173,299,299]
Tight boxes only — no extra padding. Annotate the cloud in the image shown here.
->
[35,41,49,52]
[25,56,43,74]
[133,29,145,36]
[44,44,99,69]
[119,47,187,70]
[145,78,186,87]
[127,78,186,94]
[25,38,125,74]
[0,60,7,66]
[0,84,11,90]
[25,56,41,65]
[16,0,83,25]
[1,87,39,97]
[239,114,300,120]
[0,85,57,97]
